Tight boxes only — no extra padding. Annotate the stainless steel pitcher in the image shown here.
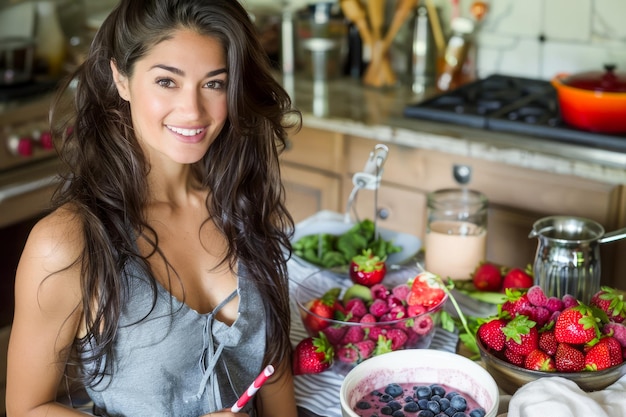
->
[529,216,626,303]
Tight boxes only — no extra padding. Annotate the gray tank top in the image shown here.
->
[84,261,266,416]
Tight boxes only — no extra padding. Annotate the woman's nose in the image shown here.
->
[179,87,205,117]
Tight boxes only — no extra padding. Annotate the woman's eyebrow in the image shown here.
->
[150,64,227,77]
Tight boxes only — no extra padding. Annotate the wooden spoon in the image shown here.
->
[340,0,373,47]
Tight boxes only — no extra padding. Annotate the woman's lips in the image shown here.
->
[166,125,206,143]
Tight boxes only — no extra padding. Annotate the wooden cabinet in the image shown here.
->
[280,127,344,223]
[281,127,625,288]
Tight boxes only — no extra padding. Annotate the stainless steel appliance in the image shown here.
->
[404,74,626,152]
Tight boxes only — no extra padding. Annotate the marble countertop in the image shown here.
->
[282,74,626,185]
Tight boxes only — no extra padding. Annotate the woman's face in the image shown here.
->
[111,29,228,166]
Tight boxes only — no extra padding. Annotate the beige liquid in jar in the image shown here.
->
[425,220,487,280]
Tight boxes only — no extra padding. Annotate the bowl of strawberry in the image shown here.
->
[293,266,448,375]
[476,285,626,395]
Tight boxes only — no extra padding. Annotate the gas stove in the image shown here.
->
[404,74,626,153]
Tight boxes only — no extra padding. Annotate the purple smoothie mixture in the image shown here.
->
[352,382,486,417]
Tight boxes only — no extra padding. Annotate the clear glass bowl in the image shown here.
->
[294,266,447,374]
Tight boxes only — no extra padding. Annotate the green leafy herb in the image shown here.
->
[292,219,401,269]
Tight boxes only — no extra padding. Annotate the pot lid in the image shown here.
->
[562,64,626,93]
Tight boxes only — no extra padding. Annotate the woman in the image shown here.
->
[6,0,301,416]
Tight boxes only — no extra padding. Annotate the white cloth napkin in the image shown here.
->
[506,375,626,417]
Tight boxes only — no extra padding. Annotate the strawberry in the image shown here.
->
[584,342,612,371]
[303,287,342,332]
[538,330,558,356]
[555,343,585,372]
[293,334,334,375]
[349,249,387,287]
[602,322,626,348]
[407,273,446,310]
[472,262,503,292]
[502,315,538,357]
[501,265,533,291]
[477,318,507,352]
[504,348,525,366]
[590,287,626,323]
[524,349,556,371]
[554,305,600,345]
[500,290,532,319]
[594,336,623,366]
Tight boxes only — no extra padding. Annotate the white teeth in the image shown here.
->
[167,126,204,136]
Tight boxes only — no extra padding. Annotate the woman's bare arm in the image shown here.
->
[6,208,90,416]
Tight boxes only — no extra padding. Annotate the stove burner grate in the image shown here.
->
[404,74,626,152]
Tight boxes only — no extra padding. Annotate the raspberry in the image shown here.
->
[545,296,564,313]
[385,328,409,350]
[369,298,389,317]
[603,322,626,348]
[345,298,367,319]
[526,285,547,307]
[392,284,410,301]
[322,326,347,345]
[371,284,389,300]
[359,313,377,325]
[341,326,365,344]
[562,294,579,309]
[412,314,434,335]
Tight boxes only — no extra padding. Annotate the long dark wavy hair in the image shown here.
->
[50,0,301,387]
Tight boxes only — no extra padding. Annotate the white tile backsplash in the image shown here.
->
[468,0,626,80]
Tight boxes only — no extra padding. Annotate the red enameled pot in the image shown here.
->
[551,64,626,134]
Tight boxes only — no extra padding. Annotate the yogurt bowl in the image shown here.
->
[340,349,500,417]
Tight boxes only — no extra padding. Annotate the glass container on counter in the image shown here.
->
[424,188,488,280]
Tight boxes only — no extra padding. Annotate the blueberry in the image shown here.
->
[427,400,441,414]
[372,390,383,396]
[418,411,435,417]
[381,405,393,415]
[450,395,467,412]
[356,401,372,409]
[430,384,446,397]
[438,398,451,410]
[386,383,404,398]
[430,395,441,402]
[388,401,402,412]
[469,408,486,417]
[392,411,406,417]
[379,394,394,403]
[404,396,414,403]
[452,413,467,417]
[445,391,459,400]
[444,407,457,416]
[417,399,430,409]
[415,385,433,399]
[404,402,420,412]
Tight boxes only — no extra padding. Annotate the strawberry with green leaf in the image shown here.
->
[502,314,538,357]
[477,318,507,352]
[303,287,342,332]
[524,349,556,371]
[584,342,612,371]
[554,305,601,345]
[293,334,334,375]
[349,249,387,287]
[590,286,626,323]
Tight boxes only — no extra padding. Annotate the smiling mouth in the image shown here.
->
[166,125,205,136]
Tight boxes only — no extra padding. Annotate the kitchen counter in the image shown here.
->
[282,74,626,184]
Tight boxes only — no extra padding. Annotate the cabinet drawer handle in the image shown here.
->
[377,207,390,220]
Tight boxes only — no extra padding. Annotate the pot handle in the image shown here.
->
[598,227,626,244]
[551,72,569,86]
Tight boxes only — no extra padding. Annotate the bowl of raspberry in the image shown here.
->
[476,285,626,395]
[294,266,448,375]
[339,349,500,417]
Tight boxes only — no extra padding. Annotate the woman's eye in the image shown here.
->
[205,80,225,90]
[156,78,175,88]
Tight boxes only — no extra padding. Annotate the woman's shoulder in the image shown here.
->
[23,204,85,273]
